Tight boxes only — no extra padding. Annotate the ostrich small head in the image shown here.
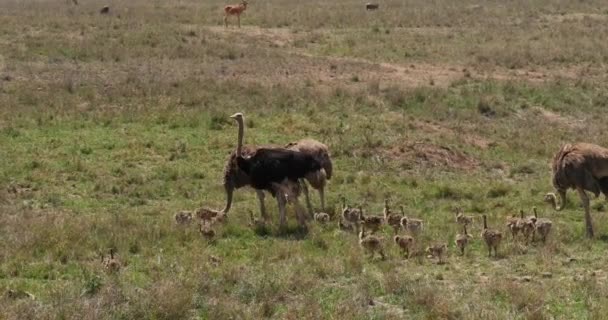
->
[543,193,556,204]
[230,112,244,121]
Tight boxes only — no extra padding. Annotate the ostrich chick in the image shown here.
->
[248,210,266,229]
[199,222,216,240]
[101,249,121,273]
[359,226,385,260]
[454,207,473,226]
[359,206,383,234]
[481,214,502,258]
[341,197,361,231]
[394,235,415,258]
[314,212,330,224]
[383,199,403,234]
[533,207,553,243]
[506,210,525,240]
[174,210,193,225]
[196,207,227,224]
[455,225,472,255]
[400,206,423,235]
[426,243,447,264]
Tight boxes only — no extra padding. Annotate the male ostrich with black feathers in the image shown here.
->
[228,112,323,228]
[219,125,332,222]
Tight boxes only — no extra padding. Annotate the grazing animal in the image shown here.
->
[359,226,385,260]
[533,207,553,243]
[224,0,248,28]
[359,206,383,234]
[100,6,109,14]
[481,215,502,258]
[383,199,403,234]
[400,206,423,235]
[455,225,472,255]
[174,211,193,225]
[454,207,473,226]
[394,235,415,258]
[426,243,447,264]
[285,138,333,217]
[546,142,608,238]
[365,3,379,10]
[314,212,330,224]
[101,249,121,273]
[229,112,322,229]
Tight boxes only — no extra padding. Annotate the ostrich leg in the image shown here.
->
[276,189,288,230]
[256,190,268,221]
[577,187,594,238]
[318,186,326,213]
[300,180,314,219]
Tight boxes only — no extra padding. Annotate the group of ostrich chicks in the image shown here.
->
[340,199,553,263]
[163,111,560,266]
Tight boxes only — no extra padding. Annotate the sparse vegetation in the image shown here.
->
[2,0,608,318]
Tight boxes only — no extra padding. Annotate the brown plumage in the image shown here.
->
[196,207,226,224]
[199,222,216,240]
[455,225,472,255]
[547,142,608,238]
[340,197,361,232]
[506,210,526,240]
[314,212,330,224]
[481,214,502,258]
[359,206,383,234]
[400,206,423,235]
[174,210,193,225]
[533,207,553,243]
[383,199,403,234]
[359,226,385,260]
[101,249,121,273]
[426,243,447,264]
[454,207,473,226]
[394,235,415,258]
[285,138,333,217]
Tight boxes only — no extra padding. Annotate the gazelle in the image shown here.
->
[224,0,248,28]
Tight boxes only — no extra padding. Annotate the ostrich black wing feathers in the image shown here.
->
[236,148,322,192]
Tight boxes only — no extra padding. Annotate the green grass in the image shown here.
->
[3,0,608,319]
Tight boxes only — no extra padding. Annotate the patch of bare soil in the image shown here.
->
[521,107,586,130]
[206,25,600,89]
[385,142,480,171]
[540,13,608,23]
[412,120,496,150]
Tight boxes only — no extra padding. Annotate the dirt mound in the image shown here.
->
[386,142,480,171]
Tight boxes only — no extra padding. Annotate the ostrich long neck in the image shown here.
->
[235,117,244,157]
[221,185,234,213]
[549,191,566,211]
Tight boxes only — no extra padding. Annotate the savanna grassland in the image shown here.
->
[3,0,608,319]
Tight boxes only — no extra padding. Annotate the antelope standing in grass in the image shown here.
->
[224,0,248,28]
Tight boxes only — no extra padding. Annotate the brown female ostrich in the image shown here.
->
[220,134,331,222]
[545,143,608,238]
[228,112,323,229]
[284,139,333,217]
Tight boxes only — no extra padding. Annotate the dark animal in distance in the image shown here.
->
[100,6,110,14]
[366,3,379,10]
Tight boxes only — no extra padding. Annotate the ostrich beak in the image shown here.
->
[230,112,242,119]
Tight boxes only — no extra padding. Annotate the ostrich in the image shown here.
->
[228,112,323,228]
[545,142,608,238]
[219,134,331,223]
[285,139,333,217]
